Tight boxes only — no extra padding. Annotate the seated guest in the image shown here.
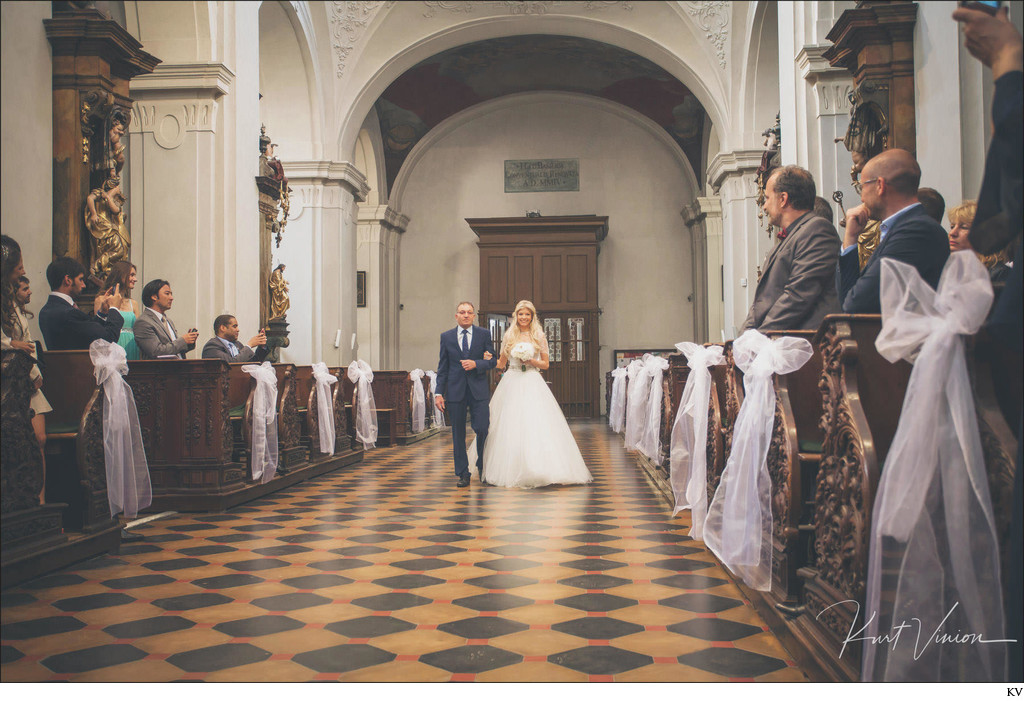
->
[202,314,268,362]
[103,261,141,359]
[740,165,840,332]
[133,279,198,359]
[918,187,946,224]
[839,149,949,313]
[813,196,836,226]
[948,199,1014,284]
[38,256,124,350]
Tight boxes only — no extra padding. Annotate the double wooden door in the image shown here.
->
[469,215,607,419]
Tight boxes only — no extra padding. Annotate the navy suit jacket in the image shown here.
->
[436,325,496,402]
[839,204,949,314]
[38,295,124,351]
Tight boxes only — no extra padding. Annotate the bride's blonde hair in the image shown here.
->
[501,299,545,356]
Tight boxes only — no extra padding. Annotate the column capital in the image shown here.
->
[357,204,409,234]
[284,160,370,202]
[707,149,762,193]
[681,196,723,226]
[130,62,234,99]
[797,45,849,84]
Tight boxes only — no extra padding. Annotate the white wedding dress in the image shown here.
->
[469,338,592,489]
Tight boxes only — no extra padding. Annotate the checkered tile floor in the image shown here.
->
[1,420,805,681]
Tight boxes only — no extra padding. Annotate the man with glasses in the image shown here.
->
[838,148,949,313]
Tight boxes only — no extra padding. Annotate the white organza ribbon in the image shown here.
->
[241,362,279,483]
[669,343,725,539]
[637,354,670,461]
[347,359,378,449]
[312,362,338,455]
[624,357,651,450]
[425,370,444,427]
[863,252,1005,682]
[608,367,628,433]
[89,340,152,519]
[703,330,811,591]
[409,368,426,434]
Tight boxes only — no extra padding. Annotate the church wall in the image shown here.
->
[397,95,697,405]
[1,1,52,344]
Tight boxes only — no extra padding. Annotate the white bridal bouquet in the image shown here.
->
[510,342,535,371]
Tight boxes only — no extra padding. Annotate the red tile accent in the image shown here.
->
[349,638,370,644]
[590,640,611,646]
[181,672,206,680]
[729,678,755,682]
[269,654,292,661]
[711,641,735,648]
[418,624,438,630]
[653,657,676,664]
[232,637,254,643]
[315,673,338,680]
[646,625,667,632]
[307,622,327,629]
[396,655,419,662]
[530,624,551,630]
[480,611,498,617]
[639,599,657,605]
[466,639,488,645]
[371,611,392,616]
[450,673,475,682]
[589,675,614,682]
[534,600,554,605]
[524,656,547,663]
[586,612,607,617]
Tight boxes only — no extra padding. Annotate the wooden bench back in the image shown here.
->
[39,350,97,435]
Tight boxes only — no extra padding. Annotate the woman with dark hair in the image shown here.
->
[1,235,51,504]
[103,260,141,359]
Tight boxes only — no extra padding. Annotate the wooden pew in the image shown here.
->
[2,350,120,587]
[293,365,352,459]
[340,371,397,447]
[707,341,741,504]
[763,329,825,613]
[786,315,910,681]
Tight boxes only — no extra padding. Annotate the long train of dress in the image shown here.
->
[469,357,592,489]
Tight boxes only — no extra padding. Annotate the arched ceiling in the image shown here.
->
[374,34,708,194]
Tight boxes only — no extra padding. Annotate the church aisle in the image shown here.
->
[0,420,805,682]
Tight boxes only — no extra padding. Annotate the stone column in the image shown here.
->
[707,150,765,338]
[798,45,857,215]
[682,197,724,344]
[284,160,368,366]
[357,205,409,370]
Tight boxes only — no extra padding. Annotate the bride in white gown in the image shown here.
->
[469,300,592,489]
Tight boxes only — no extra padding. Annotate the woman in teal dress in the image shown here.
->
[103,260,140,359]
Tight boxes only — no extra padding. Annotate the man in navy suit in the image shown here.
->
[434,301,497,488]
[839,148,949,313]
[38,257,125,351]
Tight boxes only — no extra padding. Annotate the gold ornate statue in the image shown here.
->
[269,263,290,319]
[85,175,129,279]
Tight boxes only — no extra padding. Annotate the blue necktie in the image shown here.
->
[461,329,469,357]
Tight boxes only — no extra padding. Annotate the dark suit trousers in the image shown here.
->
[448,395,489,478]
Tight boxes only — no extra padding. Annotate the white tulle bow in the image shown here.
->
[624,357,651,450]
[669,343,725,540]
[347,359,378,449]
[89,340,152,518]
[863,251,1005,682]
[241,362,279,483]
[637,354,670,461]
[409,369,426,434]
[425,370,444,427]
[703,330,811,591]
[312,362,338,455]
[608,367,628,433]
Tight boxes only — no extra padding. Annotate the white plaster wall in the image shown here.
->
[1,1,51,344]
[398,95,697,398]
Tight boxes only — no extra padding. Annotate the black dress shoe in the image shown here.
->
[120,528,144,542]
[457,475,470,488]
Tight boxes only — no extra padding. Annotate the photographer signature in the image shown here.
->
[818,600,1016,659]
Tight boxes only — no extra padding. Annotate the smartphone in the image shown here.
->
[959,0,1003,15]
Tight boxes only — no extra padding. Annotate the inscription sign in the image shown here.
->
[504,159,579,193]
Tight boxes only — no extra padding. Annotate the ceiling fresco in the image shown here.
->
[374,35,708,194]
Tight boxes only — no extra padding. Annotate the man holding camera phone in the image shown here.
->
[133,278,199,359]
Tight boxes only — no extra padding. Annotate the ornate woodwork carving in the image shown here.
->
[1,352,45,515]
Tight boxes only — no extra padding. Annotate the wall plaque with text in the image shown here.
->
[504,158,579,193]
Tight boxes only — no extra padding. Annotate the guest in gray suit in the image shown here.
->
[133,278,198,359]
[741,166,840,332]
[201,314,268,362]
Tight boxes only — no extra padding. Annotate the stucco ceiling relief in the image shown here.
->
[681,1,729,69]
[421,1,634,18]
[329,1,395,78]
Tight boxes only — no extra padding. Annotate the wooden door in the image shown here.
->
[470,216,606,419]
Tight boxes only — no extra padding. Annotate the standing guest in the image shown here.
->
[38,256,124,350]
[948,200,1013,284]
[917,187,946,224]
[740,165,840,332]
[201,314,268,362]
[954,4,1023,680]
[133,279,198,359]
[1,238,51,504]
[103,261,141,359]
[838,149,949,313]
